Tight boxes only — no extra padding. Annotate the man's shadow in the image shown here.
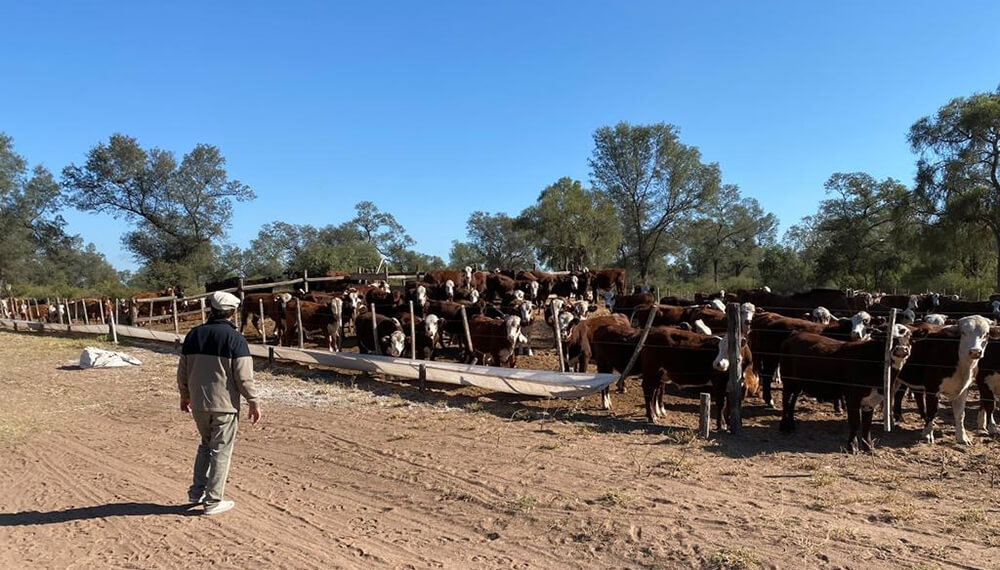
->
[0,502,199,526]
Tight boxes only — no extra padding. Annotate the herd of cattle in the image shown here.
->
[6,268,1000,453]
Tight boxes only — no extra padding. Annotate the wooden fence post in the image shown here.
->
[130,299,138,328]
[268,346,275,368]
[460,305,474,363]
[552,308,566,372]
[302,270,309,293]
[614,306,657,395]
[699,392,712,439]
[236,278,244,330]
[109,304,119,345]
[726,303,744,434]
[296,300,304,349]
[370,304,381,355]
[409,301,417,359]
[259,298,267,345]
[172,298,179,334]
[883,308,898,433]
[98,297,106,324]
[419,363,427,393]
[82,300,89,325]
[56,298,64,324]
[199,297,206,324]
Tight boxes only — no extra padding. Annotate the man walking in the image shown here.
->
[177,290,261,515]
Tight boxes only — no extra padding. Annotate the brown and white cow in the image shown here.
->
[467,314,522,367]
[894,315,992,444]
[355,312,407,357]
[639,327,757,429]
[282,298,343,351]
[779,325,912,453]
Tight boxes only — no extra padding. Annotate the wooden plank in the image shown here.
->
[883,308,898,433]
[699,392,711,439]
[726,302,743,434]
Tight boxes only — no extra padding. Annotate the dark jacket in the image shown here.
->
[177,318,259,413]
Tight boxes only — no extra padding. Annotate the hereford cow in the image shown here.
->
[467,314,522,367]
[894,315,992,444]
[587,268,627,299]
[779,326,912,453]
[355,312,407,356]
[935,298,1000,320]
[749,311,873,407]
[240,293,292,341]
[283,298,343,351]
[639,327,757,429]
[423,267,473,289]
[974,327,1000,435]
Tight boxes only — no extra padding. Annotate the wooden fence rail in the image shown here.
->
[0,317,617,399]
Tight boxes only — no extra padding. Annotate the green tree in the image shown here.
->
[459,211,536,270]
[0,133,120,295]
[350,201,415,267]
[61,134,255,287]
[909,86,1000,290]
[589,122,720,281]
[518,177,621,270]
[684,184,778,284]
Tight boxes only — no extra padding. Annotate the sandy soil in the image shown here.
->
[1,329,999,569]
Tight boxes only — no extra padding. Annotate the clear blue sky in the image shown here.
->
[3,1,998,271]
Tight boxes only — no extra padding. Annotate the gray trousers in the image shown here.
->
[189,411,239,506]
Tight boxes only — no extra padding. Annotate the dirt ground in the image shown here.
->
[2,329,999,569]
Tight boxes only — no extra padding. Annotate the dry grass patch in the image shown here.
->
[706,546,760,570]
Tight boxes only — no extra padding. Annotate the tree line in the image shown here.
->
[2,85,998,297]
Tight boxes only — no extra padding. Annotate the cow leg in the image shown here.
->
[779,387,799,433]
[616,374,627,394]
[914,389,927,420]
[760,363,776,408]
[833,397,844,415]
[655,384,666,421]
[921,393,939,444]
[952,390,972,445]
[601,387,612,411]
[643,380,656,424]
[978,379,998,435]
[891,379,906,423]
[845,395,862,454]
[860,388,882,453]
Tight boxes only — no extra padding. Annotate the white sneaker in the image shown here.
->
[203,500,235,515]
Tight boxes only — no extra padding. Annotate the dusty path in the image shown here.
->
[1,330,999,569]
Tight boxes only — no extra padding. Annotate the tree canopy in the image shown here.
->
[589,122,720,281]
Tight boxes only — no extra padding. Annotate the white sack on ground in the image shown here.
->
[79,347,142,368]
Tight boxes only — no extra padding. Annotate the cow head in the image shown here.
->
[708,298,726,312]
[692,319,712,335]
[957,315,991,361]
[570,275,579,291]
[383,330,406,357]
[850,311,872,340]
[760,286,771,293]
[513,289,525,302]
[740,302,756,330]
[572,300,590,318]
[423,314,440,339]
[469,289,480,304]
[887,324,913,370]
[928,292,940,309]
[345,290,360,310]
[907,295,919,311]
[518,301,534,324]
[810,306,833,325]
[444,280,455,299]
[463,266,473,287]
[713,336,731,372]
[546,298,564,326]
[992,300,1000,316]
[899,309,916,325]
[528,280,539,300]
[924,313,947,326]
[416,285,428,306]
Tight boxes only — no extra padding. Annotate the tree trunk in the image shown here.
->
[713,259,719,285]
[995,231,1000,293]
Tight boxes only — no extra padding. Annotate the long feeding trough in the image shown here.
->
[0,318,618,399]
